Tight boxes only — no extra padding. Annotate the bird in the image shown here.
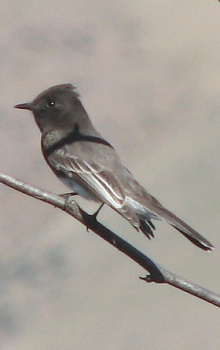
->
[14,83,214,251]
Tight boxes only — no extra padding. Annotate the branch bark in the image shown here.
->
[0,171,219,308]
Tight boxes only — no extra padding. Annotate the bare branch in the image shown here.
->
[0,171,219,308]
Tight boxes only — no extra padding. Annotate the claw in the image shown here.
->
[59,192,77,199]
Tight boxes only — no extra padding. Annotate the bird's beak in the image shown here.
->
[14,102,38,111]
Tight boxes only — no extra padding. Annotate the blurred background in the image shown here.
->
[0,1,220,349]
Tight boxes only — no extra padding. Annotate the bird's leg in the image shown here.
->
[59,192,78,199]
[86,204,104,232]
[91,203,104,221]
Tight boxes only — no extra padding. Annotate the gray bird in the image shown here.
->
[15,83,214,251]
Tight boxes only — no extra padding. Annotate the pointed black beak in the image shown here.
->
[14,102,38,111]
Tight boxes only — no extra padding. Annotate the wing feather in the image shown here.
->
[49,146,125,208]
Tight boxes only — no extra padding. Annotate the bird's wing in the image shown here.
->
[45,138,147,229]
[47,140,126,208]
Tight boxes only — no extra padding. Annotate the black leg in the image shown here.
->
[91,203,104,220]
[59,192,77,199]
[86,204,105,232]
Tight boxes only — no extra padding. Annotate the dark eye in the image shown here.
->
[47,100,56,108]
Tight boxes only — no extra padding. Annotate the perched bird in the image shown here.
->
[15,83,214,251]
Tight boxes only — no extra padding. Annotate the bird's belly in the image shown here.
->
[60,176,100,202]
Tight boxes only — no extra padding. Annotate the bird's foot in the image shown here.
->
[59,192,77,199]
[92,203,104,220]
[86,203,104,231]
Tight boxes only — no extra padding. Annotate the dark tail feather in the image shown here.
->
[159,207,214,251]
[170,224,213,251]
[138,206,214,251]
[139,219,155,239]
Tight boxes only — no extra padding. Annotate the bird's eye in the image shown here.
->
[47,100,56,108]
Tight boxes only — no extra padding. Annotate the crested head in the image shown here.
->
[33,83,80,104]
[14,83,93,133]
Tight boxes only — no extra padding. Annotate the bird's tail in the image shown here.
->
[139,207,214,251]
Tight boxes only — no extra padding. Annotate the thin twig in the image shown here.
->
[0,171,219,307]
